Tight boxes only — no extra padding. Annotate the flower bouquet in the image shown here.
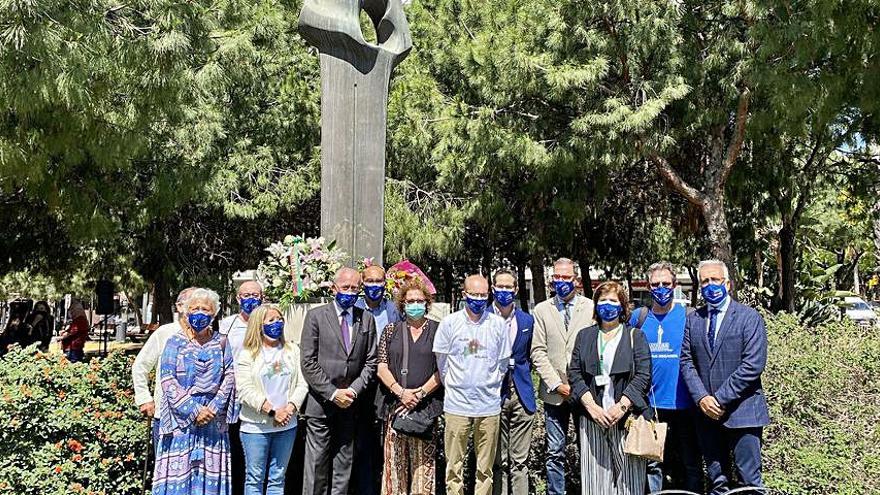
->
[258,235,349,307]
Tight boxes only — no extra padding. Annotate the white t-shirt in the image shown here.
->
[598,327,624,410]
[433,310,511,417]
[219,314,249,366]
[240,345,297,434]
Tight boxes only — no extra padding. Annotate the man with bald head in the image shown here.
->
[434,274,512,495]
[219,279,265,362]
[300,266,378,495]
[357,264,401,339]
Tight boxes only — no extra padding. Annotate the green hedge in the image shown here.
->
[0,313,877,494]
[763,313,880,494]
[0,349,148,495]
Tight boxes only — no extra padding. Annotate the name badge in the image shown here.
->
[595,375,610,387]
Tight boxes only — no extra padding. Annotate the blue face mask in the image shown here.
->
[701,283,728,306]
[596,302,622,322]
[239,297,262,315]
[493,288,515,308]
[363,284,385,302]
[650,286,674,306]
[263,320,285,340]
[187,312,213,332]
[554,280,575,299]
[335,291,358,310]
[404,302,427,319]
[465,296,488,315]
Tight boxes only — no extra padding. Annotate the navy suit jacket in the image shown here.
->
[680,300,770,429]
[488,305,537,414]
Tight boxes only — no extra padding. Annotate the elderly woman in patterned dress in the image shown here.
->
[153,288,236,495]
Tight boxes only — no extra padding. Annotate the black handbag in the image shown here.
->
[390,323,438,440]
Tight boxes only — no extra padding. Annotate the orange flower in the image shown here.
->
[58,391,66,400]
[67,439,83,453]
[54,466,62,474]
[72,454,83,462]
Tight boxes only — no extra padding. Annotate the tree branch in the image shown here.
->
[647,153,704,206]
[719,87,751,187]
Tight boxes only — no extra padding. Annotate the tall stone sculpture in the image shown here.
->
[298,0,412,266]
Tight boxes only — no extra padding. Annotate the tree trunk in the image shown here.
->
[688,266,699,307]
[755,247,764,289]
[703,196,733,265]
[872,194,880,269]
[779,223,797,313]
[580,259,594,298]
[124,290,143,331]
[516,264,531,312]
[153,277,173,325]
[529,253,547,303]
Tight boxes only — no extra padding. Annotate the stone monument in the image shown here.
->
[298,0,412,266]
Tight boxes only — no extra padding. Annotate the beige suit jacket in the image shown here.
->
[530,294,595,405]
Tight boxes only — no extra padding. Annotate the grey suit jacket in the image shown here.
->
[531,294,595,405]
[299,302,378,418]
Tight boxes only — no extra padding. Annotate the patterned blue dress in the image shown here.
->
[153,331,236,495]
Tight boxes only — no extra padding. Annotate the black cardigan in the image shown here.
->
[567,324,652,427]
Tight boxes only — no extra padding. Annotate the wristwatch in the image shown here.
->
[619,403,629,413]
[415,388,427,400]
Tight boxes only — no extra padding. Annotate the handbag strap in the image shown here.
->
[399,322,410,389]
[629,327,659,421]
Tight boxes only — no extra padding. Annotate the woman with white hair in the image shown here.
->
[153,288,236,495]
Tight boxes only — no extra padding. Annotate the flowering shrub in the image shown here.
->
[258,235,349,306]
[0,346,148,495]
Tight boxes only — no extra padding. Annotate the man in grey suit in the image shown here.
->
[530,258,595,495]
[680,259,770,495]
[300,267,378,495]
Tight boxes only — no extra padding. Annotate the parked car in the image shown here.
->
[843,296,878,327]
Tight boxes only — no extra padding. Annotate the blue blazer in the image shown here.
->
[680,300,770,428]
[488,305,537,414]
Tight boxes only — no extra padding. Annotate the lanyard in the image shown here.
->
[598,326,622,372]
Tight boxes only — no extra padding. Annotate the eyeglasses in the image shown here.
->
[551,274,575,282]
[649,282,674,288]
[465,292,489,299]
[239,293,262,299]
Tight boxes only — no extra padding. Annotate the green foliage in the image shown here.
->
[763,313,880,494]
[0,348,148,495]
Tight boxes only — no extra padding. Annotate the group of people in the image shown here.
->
[0,300,56,357]
[131,257,769,495]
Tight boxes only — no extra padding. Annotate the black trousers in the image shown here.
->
[302,413,357,495]
[229,421,245,495]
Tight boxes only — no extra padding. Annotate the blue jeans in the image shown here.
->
[241,426,298,495]
[544,402,575,495]
[65,349,84,363]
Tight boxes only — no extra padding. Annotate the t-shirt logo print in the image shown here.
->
[464,338,485,357]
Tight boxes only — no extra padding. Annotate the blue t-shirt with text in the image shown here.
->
[629,304,693,410]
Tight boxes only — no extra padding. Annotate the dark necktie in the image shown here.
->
[563,303,571,330]
[708,309,720,352]
[340,309,350,353]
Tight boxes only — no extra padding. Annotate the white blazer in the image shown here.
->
[235,342,309,426]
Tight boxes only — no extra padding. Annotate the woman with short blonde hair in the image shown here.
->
[235,305,308,495]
